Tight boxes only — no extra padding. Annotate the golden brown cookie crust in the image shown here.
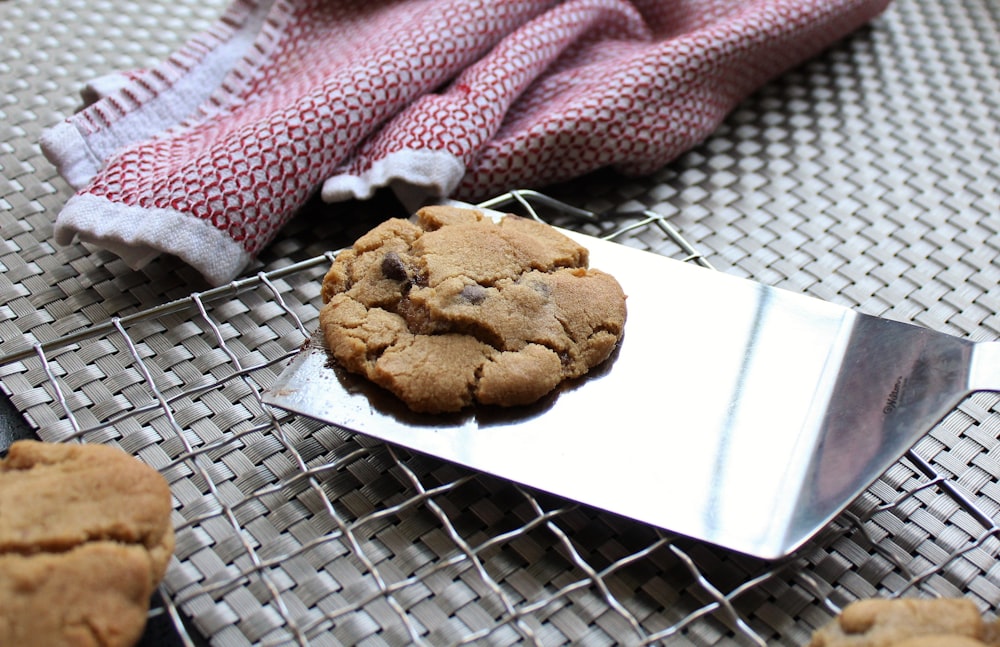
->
[0,440,175,647]
[808,598,1000,647]
[320,205,627,413]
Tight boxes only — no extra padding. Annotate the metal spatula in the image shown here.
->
[263,226,1000,559]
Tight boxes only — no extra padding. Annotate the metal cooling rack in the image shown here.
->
[4,0,1000,643]
[3,190,1000,646]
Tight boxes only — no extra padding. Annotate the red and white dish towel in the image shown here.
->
[41,0,891,285]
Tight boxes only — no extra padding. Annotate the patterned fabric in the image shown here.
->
[40,0,891,286]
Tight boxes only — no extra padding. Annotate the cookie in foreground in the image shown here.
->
[808,597,1000,646]
[0,440,175,647]
[319,205,628,413]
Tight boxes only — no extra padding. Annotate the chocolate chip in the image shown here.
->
[381,252,408,281]
[530,281,551,298]
[459,284,487,305]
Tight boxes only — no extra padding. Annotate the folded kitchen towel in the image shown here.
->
[41,0,891,286]
[326,0,894,204]
[40,0,563,284]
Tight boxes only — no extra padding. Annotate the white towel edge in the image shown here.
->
[54,193,251,286]
[321,149,465,211]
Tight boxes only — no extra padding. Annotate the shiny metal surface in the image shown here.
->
[265,229,995,559]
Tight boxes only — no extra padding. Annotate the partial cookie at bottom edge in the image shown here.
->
[0,440,175,647]
[808,598,1000,647]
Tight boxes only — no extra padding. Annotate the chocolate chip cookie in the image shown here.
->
[320,205,627,413]
[0,440,175,647]
[808,598,1000,646]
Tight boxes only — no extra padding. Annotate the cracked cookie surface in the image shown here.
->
[319,205,627,413]
[0,440,175,647]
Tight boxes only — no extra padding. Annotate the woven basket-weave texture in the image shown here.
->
[1,0,999,645]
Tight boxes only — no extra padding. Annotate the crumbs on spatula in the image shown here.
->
[319,205,627,413]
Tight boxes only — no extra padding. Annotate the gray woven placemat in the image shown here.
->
[2,0,999,645]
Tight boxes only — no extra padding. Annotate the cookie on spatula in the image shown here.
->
[319,205,627,413]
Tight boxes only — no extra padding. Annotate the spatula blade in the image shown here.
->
[264,230,975,559]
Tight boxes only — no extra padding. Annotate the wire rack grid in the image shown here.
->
[2,190,1000,647]
[3,0,1000,644]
